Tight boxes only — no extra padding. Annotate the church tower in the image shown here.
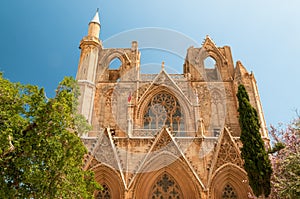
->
[77,11,269,199]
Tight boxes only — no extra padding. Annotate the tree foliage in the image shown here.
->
[237,84,272,198]
[0,73,99,198]
[269,118,300,198]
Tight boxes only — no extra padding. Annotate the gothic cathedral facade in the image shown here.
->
[77,11,269,199]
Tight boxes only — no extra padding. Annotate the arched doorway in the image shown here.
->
[92,165,125,199]
[132,154,202,198]
[209,164,251,198]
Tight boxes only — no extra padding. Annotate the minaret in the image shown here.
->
[76,9,102,130]
[87,8,101,39]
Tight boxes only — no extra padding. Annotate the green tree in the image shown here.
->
[0,73,99,198]
[237,84,272,198]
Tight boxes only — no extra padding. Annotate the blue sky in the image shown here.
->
[0,0,299,125]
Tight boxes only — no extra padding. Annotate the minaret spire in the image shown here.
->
[87,8,101,39]
[90,8,100,25]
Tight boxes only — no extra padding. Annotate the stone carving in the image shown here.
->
[93,134,118,169]
[77,13,268,198]
[214,130,243,170]
[95,184,111,199]
[150,172,183,199]
[222,184,238,199]
[143,92,183,132]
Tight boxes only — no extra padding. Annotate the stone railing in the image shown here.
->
[169,74,186,80]
[83,129,198,138]
[139,74,186,81]
[140,74,157,81]
[132,129,158,137]
[132,129,196,138]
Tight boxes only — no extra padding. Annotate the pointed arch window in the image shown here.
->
[150,172,183,199]
[210,90,225,137]
[109,57,122,70]
[96,184,111,199]
[204,56,216,69]
[222,184,238,199]
[143,92,184,131]
[204,56,220,81]
[108,57,122,82]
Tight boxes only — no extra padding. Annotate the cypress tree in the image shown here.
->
[237,84,272,198]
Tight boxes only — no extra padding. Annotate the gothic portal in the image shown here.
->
[77,11,269,199]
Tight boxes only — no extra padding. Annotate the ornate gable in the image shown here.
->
[132,128,181,175]
[127,127,205,190]
[83,129,127,188]
[202,36,227,64]
[150,127,180,155]
[138,68,193,106]
[209,128,243,175]
[92,130,119,169]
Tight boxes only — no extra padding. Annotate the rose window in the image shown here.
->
[150,172,183,199]
[143,92,183,131]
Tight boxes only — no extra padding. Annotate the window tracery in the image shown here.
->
[96,184,111,199]
[210,90,225,136]
[143,92,183,131]
[150,172,183,199]
[222,184,238,199]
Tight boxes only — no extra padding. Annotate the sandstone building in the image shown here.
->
[77,11,269,199]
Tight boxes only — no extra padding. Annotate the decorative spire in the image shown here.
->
[161,61,165,70]
[90,8,100,25]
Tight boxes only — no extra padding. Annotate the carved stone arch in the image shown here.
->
[202,37,227,67]
[135,86,194,132]
[204,51,223,68]
[137,86,193,120]
[140,151,180,173]
[203,56,217,69]
[203,46,232,81]
[92,164,125,199]
[96,49,129,82]
[135,83,152,102]
[209,163,252,199]
[101,50,127,69]
[132,153,202,198]
[202,54,223,82]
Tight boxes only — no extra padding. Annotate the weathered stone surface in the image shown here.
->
[77,12,268,199]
